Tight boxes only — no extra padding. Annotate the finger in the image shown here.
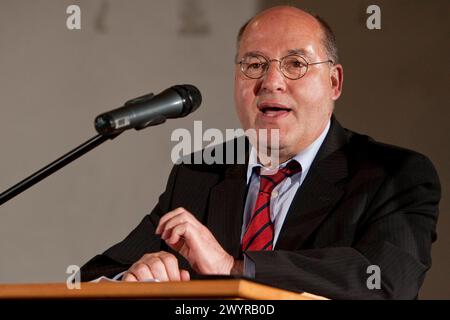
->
[160,253,181,281]
[149,259,170,282]
[128,262,154,281]
[156,207,186,234]
[180,269,190,281]
[160,214,191,240]
[122,272,138,282]
[165,222,189,246]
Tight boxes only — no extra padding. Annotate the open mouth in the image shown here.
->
[258,103,292,117]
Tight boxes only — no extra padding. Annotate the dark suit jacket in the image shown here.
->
[80,116,441,299]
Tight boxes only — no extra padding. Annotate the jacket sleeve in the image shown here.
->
[245,153,441,299]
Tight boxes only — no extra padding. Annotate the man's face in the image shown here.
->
[234,8,343,160]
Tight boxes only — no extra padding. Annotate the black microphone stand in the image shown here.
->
[0,132,121,206]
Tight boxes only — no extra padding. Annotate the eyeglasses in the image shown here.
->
[237,53,334,80]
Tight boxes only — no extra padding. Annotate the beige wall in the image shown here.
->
[0,0,254,282]
[0,0,448,299]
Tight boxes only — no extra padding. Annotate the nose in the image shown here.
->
[259,60,287,93]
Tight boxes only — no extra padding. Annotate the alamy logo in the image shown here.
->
[66,5,81,30]
[366,265,381,290]
[171,121,280,169]
[66,264,81,289]
[366,5,381,30]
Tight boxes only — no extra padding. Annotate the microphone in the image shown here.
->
[94,84,202,135]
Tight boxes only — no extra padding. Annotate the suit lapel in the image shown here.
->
[207,163,248,259]
[206,137,250,258]
[275,116,349,250]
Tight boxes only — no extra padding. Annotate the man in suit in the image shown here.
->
[80,6,441,299]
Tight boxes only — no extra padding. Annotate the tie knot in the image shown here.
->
[256,160,302,194]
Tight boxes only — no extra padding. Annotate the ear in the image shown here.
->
[330,63,344,101]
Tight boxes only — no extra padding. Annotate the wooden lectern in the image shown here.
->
[0,279,327,300]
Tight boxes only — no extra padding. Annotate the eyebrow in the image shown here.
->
[241,50,265,57]
[287,48,312,59]
[240,49,313,60]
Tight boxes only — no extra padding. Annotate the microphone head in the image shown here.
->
[171,84,202,117]
[94,84,202,136]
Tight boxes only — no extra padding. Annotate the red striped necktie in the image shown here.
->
[242,160,302,251]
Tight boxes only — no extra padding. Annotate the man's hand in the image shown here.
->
[122,251,190,282]
[155,207,235,275]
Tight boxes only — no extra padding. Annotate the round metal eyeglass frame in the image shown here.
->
[237,54,334,80]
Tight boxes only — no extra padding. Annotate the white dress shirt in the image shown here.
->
[242,120,331,247]
[241,120,330,276]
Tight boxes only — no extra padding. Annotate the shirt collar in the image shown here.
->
[246,119,331,184]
